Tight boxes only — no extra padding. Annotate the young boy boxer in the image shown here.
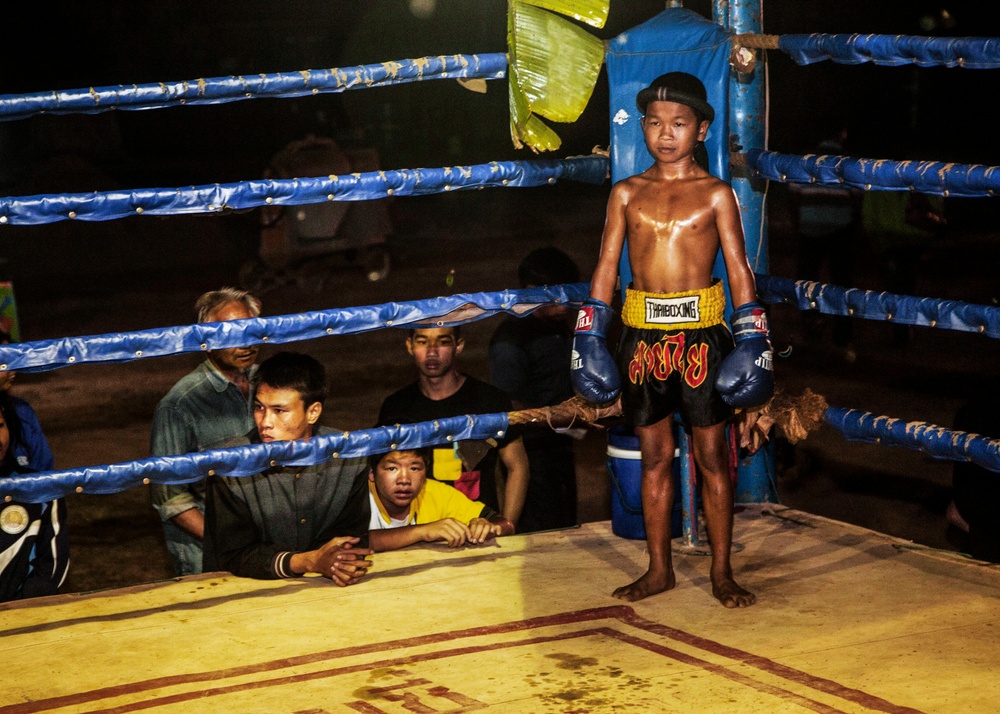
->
[571,72,773,607]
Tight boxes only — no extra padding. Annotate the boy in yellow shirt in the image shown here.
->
[368,447,515,552]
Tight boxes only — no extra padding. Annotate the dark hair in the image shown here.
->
[252,352,327,407]
[518,247,580,288]
[407,325,462,340]
[367,446,433,475]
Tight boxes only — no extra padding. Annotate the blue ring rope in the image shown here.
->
[779,33,1000,69]
[0,283,591,374]
[8,402,997,504]
[746,149,1000,198]
[825,407,1000,474]
[756,275,1000,339]
[0,415,510,504]
[0,54,508,123]
[0,155,609,226]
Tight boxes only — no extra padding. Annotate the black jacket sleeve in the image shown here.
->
[21,498,69,599]
[316,458,371,550]
[204,475,286,580]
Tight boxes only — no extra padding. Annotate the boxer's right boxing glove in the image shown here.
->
[570,298,621,405]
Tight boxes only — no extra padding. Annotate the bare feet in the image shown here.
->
[712,574,756,608]
[612,569,675,602]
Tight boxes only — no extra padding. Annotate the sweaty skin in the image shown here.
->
[589,100,757,608]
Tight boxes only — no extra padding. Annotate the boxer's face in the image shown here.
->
[207,301,260,374]
[253,383,321,443]
[406,328,463,379]
[641,101,708,164]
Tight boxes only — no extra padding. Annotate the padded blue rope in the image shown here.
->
[0,155,609,226]
[756,274,1000,339]
[0,54,508,122]
[0,414,510,504]
[0,284,591,374]
[779,34,1000,69]
[746,150,1000,198]
[825,407,1000,474]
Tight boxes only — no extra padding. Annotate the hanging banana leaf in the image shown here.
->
[516,0,609,29]
[508,0,608,152]
[510,2,604,122]
[509,63,562,152]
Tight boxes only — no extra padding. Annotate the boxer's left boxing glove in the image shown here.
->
[570,298,621,405]
[715,302,774,409]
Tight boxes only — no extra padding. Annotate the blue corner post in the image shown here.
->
[721,0,778,503]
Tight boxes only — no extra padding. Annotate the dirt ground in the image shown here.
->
[7,183,995,594]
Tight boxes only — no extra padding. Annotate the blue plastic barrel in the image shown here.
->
[606,424,684,539]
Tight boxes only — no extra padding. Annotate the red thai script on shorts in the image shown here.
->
[629,333,707,387]
[684,342,709,387]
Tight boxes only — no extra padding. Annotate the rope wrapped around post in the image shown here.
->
[507,395,623,430]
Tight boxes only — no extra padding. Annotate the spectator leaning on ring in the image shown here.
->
[203,352,373,584]
[368,446,515,551]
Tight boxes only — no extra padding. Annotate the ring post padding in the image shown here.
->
[605,7,732,302]
[727,0,776,504]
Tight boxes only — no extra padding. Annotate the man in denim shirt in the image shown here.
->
[150,287,262,575]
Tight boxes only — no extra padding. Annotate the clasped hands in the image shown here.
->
[292,536,374,587]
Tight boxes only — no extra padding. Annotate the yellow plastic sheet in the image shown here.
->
[517,0,609,29]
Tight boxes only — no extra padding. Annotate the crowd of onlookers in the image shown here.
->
[1,248,585,600]
[6,233,996,604]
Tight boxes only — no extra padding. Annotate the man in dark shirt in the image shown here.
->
[378,326,529,528]
[204,352,372,583]
[489,247,581,532]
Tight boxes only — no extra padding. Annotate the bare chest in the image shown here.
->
[626,185,715,242]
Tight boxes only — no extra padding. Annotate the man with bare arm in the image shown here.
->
[571,73,773,607]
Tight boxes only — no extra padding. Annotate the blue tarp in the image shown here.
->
[0,156,609,226]
[0,284,591,373]
[0,415,510,504]
[780,33,1000,69]
[0,54,508,122]
[756,274,1000,340]
[747,150,1000,198]
[605,8,732,303]
[826,407,1000,473]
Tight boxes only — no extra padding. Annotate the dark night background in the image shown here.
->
[2,0,999,299]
